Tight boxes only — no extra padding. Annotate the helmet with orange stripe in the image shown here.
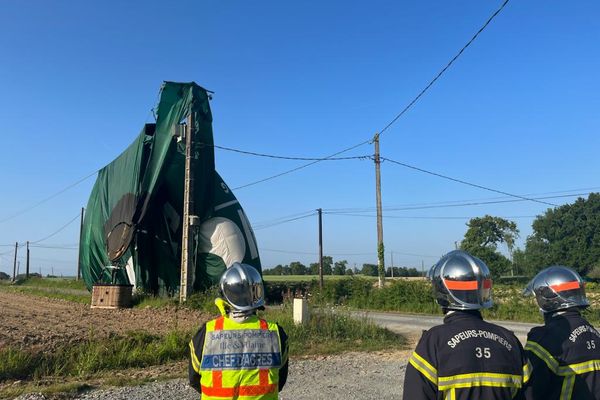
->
[523,266,589,313]
[429,250,493,311]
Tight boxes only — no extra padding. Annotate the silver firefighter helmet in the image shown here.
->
[220,262,265,312]
[523,265,589,313]
[429,250,493,310]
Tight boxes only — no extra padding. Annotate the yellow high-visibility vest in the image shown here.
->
[190,315,283,400]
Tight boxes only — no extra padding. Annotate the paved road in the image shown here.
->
[355,311,538,343]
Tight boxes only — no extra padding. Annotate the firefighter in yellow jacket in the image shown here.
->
[189,263,289,399]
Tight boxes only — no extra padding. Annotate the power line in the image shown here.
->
[29,245,78,250]
[0,170,98,224]
[233,140,371,190]
[253,212,316,230]
[323,190,597,214]
[324,212,536,220]
[260,247,438,258]
[30,214,80,244]
[232,1,512,190]
[378,0,511,137]
[214,144,371,161]
[252,210,316,226]
[381,156,557,207]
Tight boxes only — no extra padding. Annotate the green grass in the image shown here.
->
[0,285,91,304]
[263,274,377,282]
[15,277,87,291]
[0,330,190,382]
[262,305,406,356]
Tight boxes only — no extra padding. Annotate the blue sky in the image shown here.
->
[1,1,599,276]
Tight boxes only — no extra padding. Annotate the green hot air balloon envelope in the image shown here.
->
[79,81,261,297]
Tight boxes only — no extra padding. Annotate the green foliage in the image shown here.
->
[460,215,519,277]
[289,261,307,275]
[0,330,190,381]
[361,263,378,276]
[522,193,600,276]
[15,277,87,291]
[186,285,222,312]
[313,277,439,314]
[262,305,405,355]
[333,260,348,275]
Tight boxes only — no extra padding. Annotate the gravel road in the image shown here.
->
[15,351,409,400]
[14,311,538,399]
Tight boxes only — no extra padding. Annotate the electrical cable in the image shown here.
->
[378,0,510,137]
[252,210,317,228]
[30,214,80,244]
[29,245,78,250]
[253,212,316,230]
[213,144,371,161]
[381,156,557,206]
[0,170,98,224]
[233,140,371,190]
[325,192,590,214]
[324,212,536,220]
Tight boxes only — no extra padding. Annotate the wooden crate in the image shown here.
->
[91,284,133,309]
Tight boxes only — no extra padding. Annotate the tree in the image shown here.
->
[323,256,333,275]
[309,262,319,275]
[308,256,333,275]
[521,193,600,276]
[345,268,354,276]
[460,215,519,277]
[361,263,378,276]
[264,265,284,275]
[333,260,348,275]
[289,261,307,275]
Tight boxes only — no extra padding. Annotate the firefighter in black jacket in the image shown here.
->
[523,265,600,400]
[402,250,531,400]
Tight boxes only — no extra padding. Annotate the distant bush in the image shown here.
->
[0,272,9,280]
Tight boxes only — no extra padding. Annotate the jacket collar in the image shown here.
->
[443,309,484,324]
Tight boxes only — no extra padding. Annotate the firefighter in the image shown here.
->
[402,250,531,400]
[188,262,289,399]
[523,265,600,400]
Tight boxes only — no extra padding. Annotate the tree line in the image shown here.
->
[459,193,600,278]
[263,256,423,277]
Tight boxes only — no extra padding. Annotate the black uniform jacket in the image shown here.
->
[523,309,600,400]
[188,318,289,394]
[403,310,530,400]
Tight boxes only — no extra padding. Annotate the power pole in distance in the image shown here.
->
[12,242,18,282]
[318,208,323,290]
[77,207,84,280]
[26,241,30,278]
[390,251,394,278]
[374,133,385,288]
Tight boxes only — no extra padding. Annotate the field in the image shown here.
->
[0,277,404,398]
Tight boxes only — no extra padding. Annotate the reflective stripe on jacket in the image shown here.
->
[523,309,600,400]
[190,315,284,400]
[403,310,530,400]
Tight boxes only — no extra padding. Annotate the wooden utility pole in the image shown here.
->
[390,251,394,278]
[77,207,84,280]
[26,241,30,278]
[318,208,323,290]
[180,113,196,303]
[12,242,18,282]
[374,134,385,288]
